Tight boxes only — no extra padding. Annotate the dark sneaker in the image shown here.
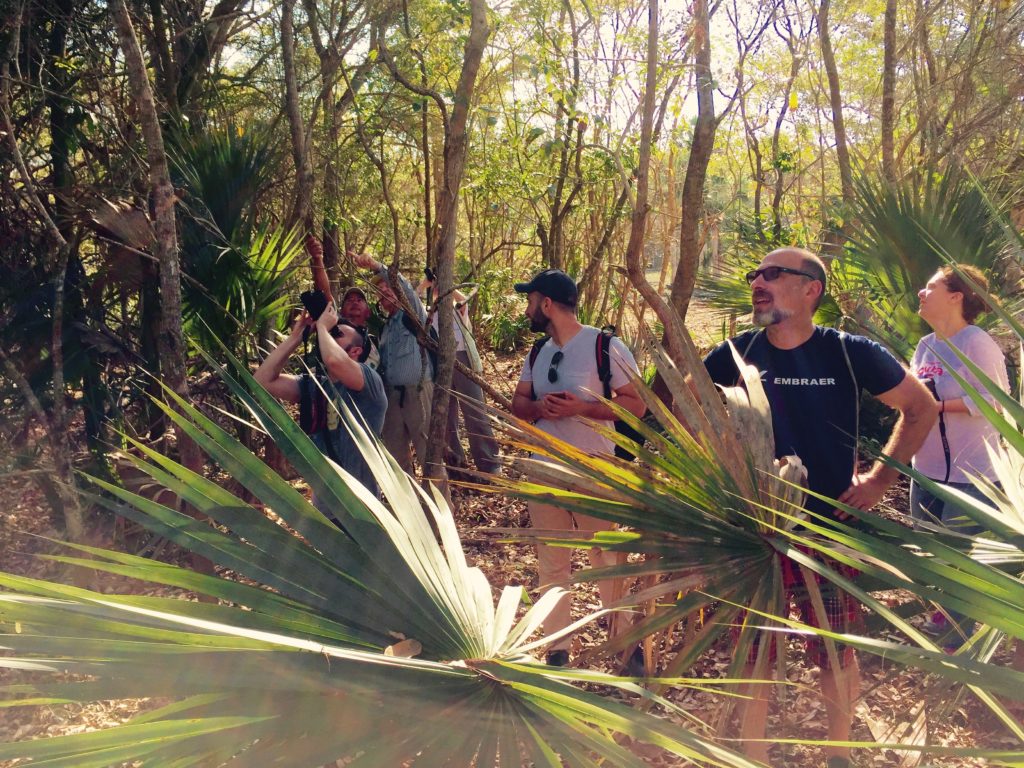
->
[825,757,851,768]
[545,649,570,667]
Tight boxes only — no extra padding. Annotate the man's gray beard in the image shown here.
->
[752,307,790,327]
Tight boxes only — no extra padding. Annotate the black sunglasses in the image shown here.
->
[547,350,564,383]
[745,266,817,285]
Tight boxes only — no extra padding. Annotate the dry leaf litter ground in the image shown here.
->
[1,302,1019,766]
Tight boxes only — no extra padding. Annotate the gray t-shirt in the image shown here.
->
[911,325,1007,483]
[300,363,388,497]
[518,325,639,456]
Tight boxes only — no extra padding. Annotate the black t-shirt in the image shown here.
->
[703,327,906,518]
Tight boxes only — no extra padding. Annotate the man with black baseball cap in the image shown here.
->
[511,268,645,667]
[513,268,579,308]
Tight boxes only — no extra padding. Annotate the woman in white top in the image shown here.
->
[911,263,1008,641]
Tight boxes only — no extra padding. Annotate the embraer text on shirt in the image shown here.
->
[772,376,837,386]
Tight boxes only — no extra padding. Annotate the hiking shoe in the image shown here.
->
[921,611,947,636]
[825,757,851,768]
[545,649,570,667]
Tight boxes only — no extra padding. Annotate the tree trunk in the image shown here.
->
[817,0,854,205]
[666,0,715,323]
[540,0,582,272]
[658,145,677,294]
[881,0,897,182]
[771,23,802,240]
[1,12,85,542]
[622,1,687,368]
[419,59,433,265]
[422,0,490,494]
[322,78,343,296]
[282,0,315,233]
[112,0,210,573]
[578,184,629,307]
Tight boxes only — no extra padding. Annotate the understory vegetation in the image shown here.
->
[2,0,1024,764]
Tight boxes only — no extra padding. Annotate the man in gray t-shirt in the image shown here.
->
[255,306,388,505]
[511,268,645,666]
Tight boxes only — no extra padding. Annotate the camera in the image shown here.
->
[300,289,329,320]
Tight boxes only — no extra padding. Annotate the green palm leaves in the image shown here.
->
[0,347,761,767]
[495,322,1024,757]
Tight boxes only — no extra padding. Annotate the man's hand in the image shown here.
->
[289,311,313,339]
[836,471,888,517]
[540,391,583,420]
[305,236,324,261]
[351,251,379,271]
[317,302,339,333]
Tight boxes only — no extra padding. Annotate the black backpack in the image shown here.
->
[528,326,646,461]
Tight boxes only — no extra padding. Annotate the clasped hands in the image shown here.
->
[539,390,585,419]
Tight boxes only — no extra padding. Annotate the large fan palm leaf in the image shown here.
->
[0,345,762,767]
[491,320,1024,750]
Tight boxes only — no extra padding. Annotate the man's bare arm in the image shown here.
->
[837,373,939,512]
[512,380,543,422]
[253,315,308,404]
[315,304,366,392]
[305,237,334,304]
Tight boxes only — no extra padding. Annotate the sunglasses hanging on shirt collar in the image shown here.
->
[547,350,564,383]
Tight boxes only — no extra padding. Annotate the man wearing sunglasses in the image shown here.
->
[511,268,646,667]
[702,247,937,768]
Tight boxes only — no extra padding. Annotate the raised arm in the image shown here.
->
[315,304,366,392]
[305,236,334,304]
[353,251,427,323]
[253,314,309,404]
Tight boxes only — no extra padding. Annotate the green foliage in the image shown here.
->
[170,122,277,244]
[496,323,1024,755]
[0,345,760,768]
[167,122,301,356]
[182,227,304,356]
[842,167,1019,353]
[474,265,533,352]
[482,300,532,353]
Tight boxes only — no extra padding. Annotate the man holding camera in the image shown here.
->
[304,236,381,370]
[354,252,433,476]
[254,303,387,500]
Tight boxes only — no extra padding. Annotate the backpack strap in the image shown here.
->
[837,331,862,479]
[596,326,615,399]
[528,335,551,400]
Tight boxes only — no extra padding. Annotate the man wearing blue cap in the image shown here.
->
[511,268,646,667]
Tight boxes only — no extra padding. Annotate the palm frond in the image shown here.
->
[0,344,762,767]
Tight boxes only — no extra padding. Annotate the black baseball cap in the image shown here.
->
[514,268,578,307]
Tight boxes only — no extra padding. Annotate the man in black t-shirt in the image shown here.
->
[702,247,937,768]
